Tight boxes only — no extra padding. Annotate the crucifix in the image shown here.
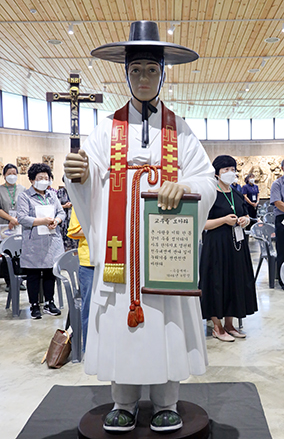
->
[46,73,103,181]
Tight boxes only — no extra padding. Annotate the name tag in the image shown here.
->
[9,209,17,217]
[252,195,256,201]
[234,225,244,242]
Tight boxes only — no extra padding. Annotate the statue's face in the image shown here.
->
[128,59,163,102]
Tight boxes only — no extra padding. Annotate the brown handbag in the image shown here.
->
[42,329,71,369]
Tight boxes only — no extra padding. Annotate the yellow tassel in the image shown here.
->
[103,263,126,283]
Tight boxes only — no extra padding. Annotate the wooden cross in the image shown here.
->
[108,236,122,261]
[46,73,103,181]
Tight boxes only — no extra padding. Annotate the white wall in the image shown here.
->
[201,139,284,161]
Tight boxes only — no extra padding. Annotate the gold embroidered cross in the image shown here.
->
[162,164,178,174]
[111,151,126,161]
[111,163,126,171]
[108,236,122,261]
[163,154,178,163]
[165,144,177,153]
[112,142,125,151]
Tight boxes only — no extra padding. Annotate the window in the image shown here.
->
[52,102,70,134]
[252,119,273,140]
[185,119,206,140]
[28,97,49,132]
[207,119,228,140]
[275,119,284,139]
[97,109,113,125]
[230,119,251,140]
[79,106,95,135]
[2,92,24,129]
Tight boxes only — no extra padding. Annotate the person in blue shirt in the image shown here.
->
[231,174,242,193]
[242,173,260,224]
[270,159,284,289]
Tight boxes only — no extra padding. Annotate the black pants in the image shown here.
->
[275,215,284,288]
[26,268,55,304]
[247,204,257,230]
[1,257,10,286]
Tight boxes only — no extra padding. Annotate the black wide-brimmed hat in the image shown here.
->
[91,20,199,65]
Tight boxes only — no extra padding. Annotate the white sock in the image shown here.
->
[153,403,177,415]
[113,402,137,414]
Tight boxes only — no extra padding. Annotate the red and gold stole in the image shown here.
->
[103,101,178,284]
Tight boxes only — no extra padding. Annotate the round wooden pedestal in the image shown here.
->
[78,401,210,439]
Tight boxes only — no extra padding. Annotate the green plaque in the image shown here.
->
[141,192,201,296]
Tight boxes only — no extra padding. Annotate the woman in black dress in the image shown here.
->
[200,155,257,342]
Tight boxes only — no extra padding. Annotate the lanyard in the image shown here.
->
[5,183,16,209]
[36,194,49,205]
[217,184,236,214]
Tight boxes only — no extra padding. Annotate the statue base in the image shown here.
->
[78,401,210,439]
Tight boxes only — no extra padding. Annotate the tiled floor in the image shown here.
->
[0,238,283,438]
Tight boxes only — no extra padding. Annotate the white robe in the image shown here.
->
[66,101,216,385]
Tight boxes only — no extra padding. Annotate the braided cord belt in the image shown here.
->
[127,164,159,327]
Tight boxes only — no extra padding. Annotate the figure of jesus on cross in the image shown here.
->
[46,73,103,153]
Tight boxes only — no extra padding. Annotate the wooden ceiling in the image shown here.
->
[1,0,284,119]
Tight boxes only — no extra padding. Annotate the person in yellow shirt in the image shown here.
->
[67,207,94,352]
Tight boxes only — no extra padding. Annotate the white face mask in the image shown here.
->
[249,178,255,184]
[34,180,50,191]
[233,176,238,184]
[220,170,236,186]
[5,174,18,185]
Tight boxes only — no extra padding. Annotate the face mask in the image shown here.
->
[233,176,238,184]
[249,178,255,184]
[5,174,18,185]
[34,180,50,191]
[220,171,236,186]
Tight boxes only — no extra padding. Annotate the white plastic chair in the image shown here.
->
[263,212,275,225]
[280,262,284,287]
[53,249,81,363]
[0,235,26,317]
[250,223,277,288]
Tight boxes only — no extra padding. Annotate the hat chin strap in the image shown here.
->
[127,75,164,148]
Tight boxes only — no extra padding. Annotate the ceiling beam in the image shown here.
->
[0,19,284,24]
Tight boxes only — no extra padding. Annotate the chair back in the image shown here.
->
[0,234,23,257]
[266,205,274,213]
[250,222,275,256]
[263,212,275,225]
[257,204,266,218]
[53,249,80,302]
[280,263,284,285]
[0,234,25,317]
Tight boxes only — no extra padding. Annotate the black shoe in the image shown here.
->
[103,407,138,432]
[30,303,42,320]
[43,300,61,316]
[150,410,183,432]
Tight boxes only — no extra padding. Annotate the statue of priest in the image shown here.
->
[64,21,216,433]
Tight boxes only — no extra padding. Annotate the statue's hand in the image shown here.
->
[64,150,89,184]
[149,181,191,210]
